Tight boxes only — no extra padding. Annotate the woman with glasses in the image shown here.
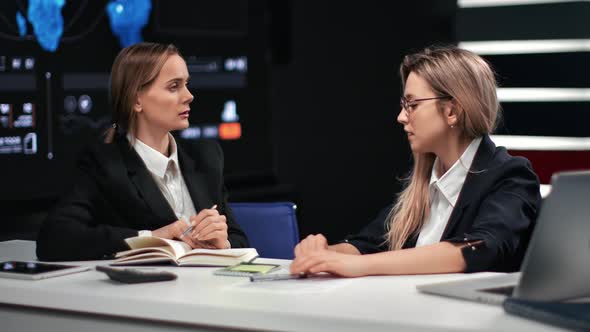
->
[290,46,541,277]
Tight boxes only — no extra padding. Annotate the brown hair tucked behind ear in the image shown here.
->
[104,42,179,144]
[385,45,501,250]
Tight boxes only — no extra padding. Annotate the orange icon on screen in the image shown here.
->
[219,122,242,140]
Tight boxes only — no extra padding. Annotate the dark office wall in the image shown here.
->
[0,1,457,242]
[271,1,456,242]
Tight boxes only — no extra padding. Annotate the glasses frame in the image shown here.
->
[400,95,452,116]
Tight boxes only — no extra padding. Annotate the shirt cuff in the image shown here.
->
[138,230,153,237]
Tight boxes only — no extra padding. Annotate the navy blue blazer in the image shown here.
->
[343,135,541,272]
[37,134,248,261]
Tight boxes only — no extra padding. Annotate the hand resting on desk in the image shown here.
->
[291,234,367,277]
[290,249,368,277]
[294,234,329,256]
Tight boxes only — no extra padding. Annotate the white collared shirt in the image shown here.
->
[130,134,197,236]
[415,137,483,247]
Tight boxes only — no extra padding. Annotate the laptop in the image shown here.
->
[417,170,590,305]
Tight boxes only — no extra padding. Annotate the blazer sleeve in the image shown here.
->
[210,142,249,248]
[446,159,541,273]
[340,204,392,254]
[36,148,138,261]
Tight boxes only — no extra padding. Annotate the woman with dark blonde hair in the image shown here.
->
[290,46,541,276]
[37,42,248,260]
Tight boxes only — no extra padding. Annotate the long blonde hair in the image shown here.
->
[104,42,179,143]
[385,46,501,250]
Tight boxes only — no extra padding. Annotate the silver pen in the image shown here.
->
[249,272,307,282]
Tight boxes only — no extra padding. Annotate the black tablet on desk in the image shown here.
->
[0,261,91,280]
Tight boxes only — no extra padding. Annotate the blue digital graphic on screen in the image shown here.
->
[27,0,65,52]
[15,11,27,37]
[14,0,152,52]
[106,0,151,48]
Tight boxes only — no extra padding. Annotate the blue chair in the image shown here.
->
[229,202,299,259]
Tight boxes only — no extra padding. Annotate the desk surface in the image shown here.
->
[0,240,564,332]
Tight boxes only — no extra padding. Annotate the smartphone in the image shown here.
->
[213,262,281,277]
[0,261,91,280]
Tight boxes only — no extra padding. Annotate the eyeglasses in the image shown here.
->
[400,95,452,116]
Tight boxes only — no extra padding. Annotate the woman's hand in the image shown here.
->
[289,249,368,278]
[292,233,367,277]
[188,207,229,249]
[294,233,329,257]
[152,219,201,248]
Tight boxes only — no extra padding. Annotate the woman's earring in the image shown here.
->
[450,124,455,129]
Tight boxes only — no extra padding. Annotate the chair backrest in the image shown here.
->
[229,202,299,259]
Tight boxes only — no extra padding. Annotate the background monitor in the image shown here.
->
[0,0,272,200]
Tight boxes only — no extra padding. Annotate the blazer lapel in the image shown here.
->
[177,145,213,212]
[117,136,176,224]
[441,135,496,239]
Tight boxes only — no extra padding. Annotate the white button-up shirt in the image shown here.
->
[415,137,482,247]
[131,134,197,236]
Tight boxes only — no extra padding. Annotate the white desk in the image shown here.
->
[0,240,565,332]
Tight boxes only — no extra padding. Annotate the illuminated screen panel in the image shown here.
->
[0,0,272,200]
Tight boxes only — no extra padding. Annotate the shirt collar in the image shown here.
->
[129,133,179,180]
[429,137,482,207]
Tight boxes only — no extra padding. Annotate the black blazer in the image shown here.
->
[37,134,249,261]
[343,135,541,272]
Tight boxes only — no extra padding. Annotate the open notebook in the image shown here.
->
[112,236,258,267]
